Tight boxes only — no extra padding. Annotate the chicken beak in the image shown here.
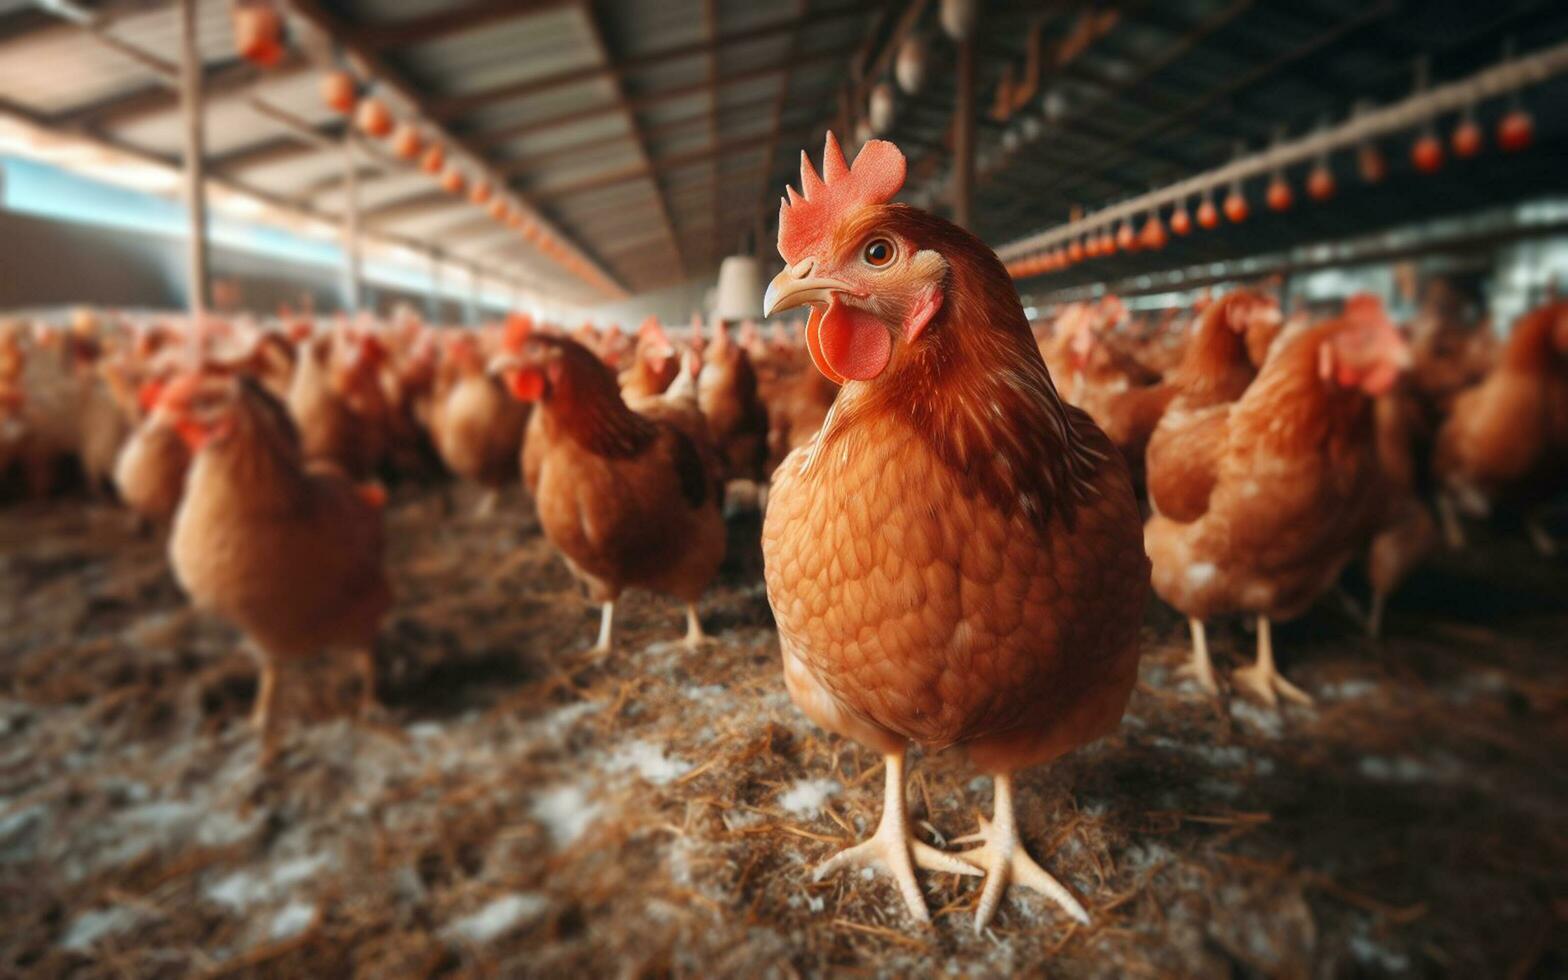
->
[762,262,855,318]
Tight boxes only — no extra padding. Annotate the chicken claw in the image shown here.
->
[955,775,1089,934]
[1232,615,1313,707]
[814,751,978,925]
[1173,617,1219,696]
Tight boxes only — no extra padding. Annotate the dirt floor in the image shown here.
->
[0,484,1564,978]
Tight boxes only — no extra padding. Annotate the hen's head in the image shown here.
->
[763,133,957,386]
[635,315,677,381]
[489,316,602,403]
[1318,295,1411,397]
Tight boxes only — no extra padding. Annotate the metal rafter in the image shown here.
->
[286,0,626,298]
[580,0,686,283]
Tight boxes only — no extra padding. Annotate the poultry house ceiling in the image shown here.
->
[0,0,1566,300]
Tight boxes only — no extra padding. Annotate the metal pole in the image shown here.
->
[951,37,976,231]
[428,250,443,324]
[468,267,480,325]
[178,0,209,342]
[342,142,361,313]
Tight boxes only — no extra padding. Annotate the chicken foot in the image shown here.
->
[813,750,979,925]
[1173,617,1219,695]
[954,773,1089,934]
[1232,615,1313,707]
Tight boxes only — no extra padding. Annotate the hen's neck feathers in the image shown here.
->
[819,207,1104,531]
[1501,301,1566,371]
[190,382,310,512]
[1167,299,1255,404]
[1234,320,1372,457]
[541,339,656,458]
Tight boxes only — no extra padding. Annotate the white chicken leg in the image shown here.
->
[813,750,979,924]
[1232,615,1313,706]
[955,773,1089,933]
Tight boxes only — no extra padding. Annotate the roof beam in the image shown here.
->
[581,0,686,279]
[52,52,310,130]
[357,0,577,49]
[529,131,787,199]
[286,0,626,297]
[431,2,876,120]
[467,42,859,149]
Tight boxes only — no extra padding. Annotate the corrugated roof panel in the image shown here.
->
[316,170,437,212]
[395,6,598,97]
[235,147,348,196]
[490,114,633,161]
[715,36,792,75]
[623,51,709,98]
[650,129,712,160]
[114,100,293,157]
[459,76,619,132]
[717,74,783,111]
[106,0,233,65]
[0,27,160,114]
[637,90,711,128]
[598,0,705,59]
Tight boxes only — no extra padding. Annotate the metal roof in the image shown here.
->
[1,0,1566,307]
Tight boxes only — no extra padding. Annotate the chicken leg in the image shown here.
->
[1232,615,1312,707]
[251,656,280,765]
[813,750,979,924]
[954,773,1089,934]
[588,600,615,657]
[1174,617,1219,695]
[682,603,711,650]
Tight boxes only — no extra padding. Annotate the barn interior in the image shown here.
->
[1,1,1566,976]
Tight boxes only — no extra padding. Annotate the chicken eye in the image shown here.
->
[862,238,894,267]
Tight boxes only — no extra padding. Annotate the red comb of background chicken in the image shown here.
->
[502,313,534,352]
[637,315,670,345]
[137,378,166,413]
[778,132,907,266]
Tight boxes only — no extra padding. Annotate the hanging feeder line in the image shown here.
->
[997,36,1568,267]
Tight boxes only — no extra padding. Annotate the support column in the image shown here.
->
[467,267,481,325]
[951,36,976,231]
[178,0,209,340]
[427,250,443,324]
[342,142,362,313]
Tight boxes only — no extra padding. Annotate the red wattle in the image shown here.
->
[804,305,845,385]
[817,296,892,381]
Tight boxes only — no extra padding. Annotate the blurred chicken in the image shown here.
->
[287,328,389,479]
[697,313,770,485]
[618,316,679,403]
[1145,290,1281,522]
[762,135,1148,931]
[494,322,725,655]
[1145,296,1412,703]
[429,330,528,514]
[159,371,391,762]
[1433,300,1568,553]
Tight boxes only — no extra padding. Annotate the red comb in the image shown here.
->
[503,313,534,352]
[778,132,906,265]
[637,315,668,344]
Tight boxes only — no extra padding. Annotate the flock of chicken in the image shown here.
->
[0,134,1564,935]
[1041,285,1566,704]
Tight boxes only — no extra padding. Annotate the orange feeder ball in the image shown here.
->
[321,71,356,114]
[1101,229,1117,255]
[1169,203,1192,236]
[441,167,466,195]
[233,5,285,68]
[420,144,445,175]
[1307,163,1336,201]
[1411,132,1444,173]
[1451,117,1483,158]
[1359,144,1387,183]
[1223,186,1248,223]
[1116,222,1137,252]
[470,180,492,206]
[1067,238,1085,263]
[1497,108,1533,152]
[1196,196,1220,229]
[1141,214,1167,250]
[489,200,508,222]
[1266,175,1293,212]
[390,122,422,161]
[356,97,393,138]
